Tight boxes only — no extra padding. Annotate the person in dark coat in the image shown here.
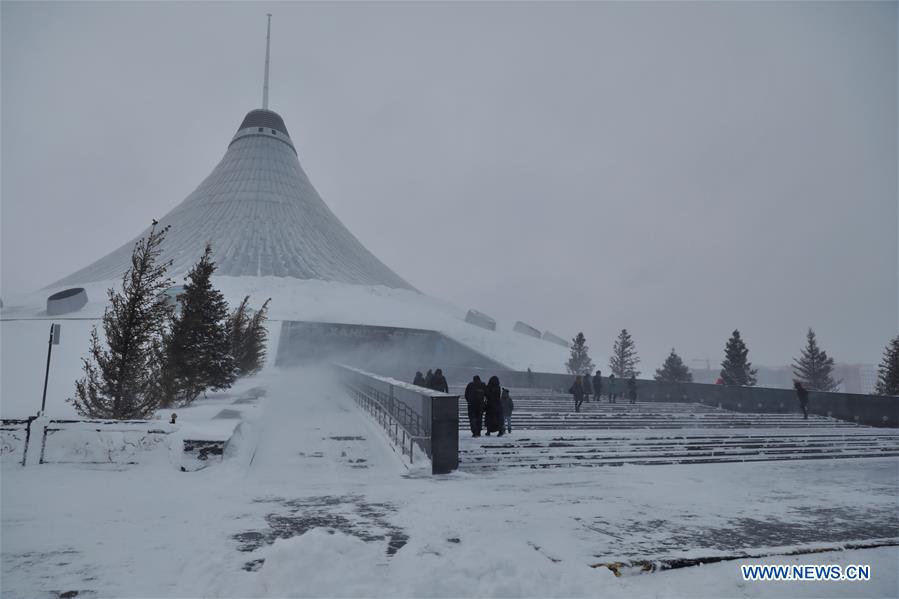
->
[608,374,617,403]
[592,370,603,402]
[627,374,637,404]
[413,371,425,387]
[464,376,487,437]
[583,373,593,403]
[424,369,434,388]
[794,381,809,420]
[569,376,586,412]
[484,376,504,436]
[430,368,449,393]
[501,388,514,434]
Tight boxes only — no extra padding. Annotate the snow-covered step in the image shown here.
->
[458,430,899,470]
[459,412,859,430]
[463,450,899,469]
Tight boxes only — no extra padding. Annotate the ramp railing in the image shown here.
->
[335,364,459,474]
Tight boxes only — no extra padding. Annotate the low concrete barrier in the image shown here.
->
[38,419,175,464]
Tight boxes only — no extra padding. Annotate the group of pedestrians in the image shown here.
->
[569,371,639,412]
[463,375,514,437]
[413,370,514,437]
[413,368,449,393]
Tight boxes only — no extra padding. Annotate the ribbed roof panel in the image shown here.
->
[51,110,416,291]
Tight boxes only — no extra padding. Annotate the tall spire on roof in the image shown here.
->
[263,13,272,109]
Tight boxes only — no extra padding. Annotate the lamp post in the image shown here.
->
[40,323,61,416]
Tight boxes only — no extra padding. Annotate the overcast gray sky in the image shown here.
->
[2,1,896,370]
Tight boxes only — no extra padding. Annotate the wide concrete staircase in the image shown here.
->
[452,388,857,430]
[453,387,899,470]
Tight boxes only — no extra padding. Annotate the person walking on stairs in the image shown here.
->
[794,380,809,420]
[569,376,586,413]
[430,368,449,393]
[608,374,617,403]
[501,387,514,434]
[464,376,487,437]
[627,374,638,404]
[592,370,603,403]
[484,376,504,436]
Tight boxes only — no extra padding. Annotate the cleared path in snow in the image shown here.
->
[244,367,405,487]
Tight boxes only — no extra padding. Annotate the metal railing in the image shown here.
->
[335,364,459,474]
[344,382,429,464]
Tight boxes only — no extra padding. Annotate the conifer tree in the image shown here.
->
[655,348,693,383]
[71,223,173,419]
[792,328,840,392]
[227,296,250,365]
[230,297,271,376]
[609,329,640,377]
[566,332,595,375]
[158,244,234,407]
[875,335,899,396]
[719,329,758,386]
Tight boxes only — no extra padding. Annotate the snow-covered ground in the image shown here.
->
[2,367,897,598]
[0,276,569,421]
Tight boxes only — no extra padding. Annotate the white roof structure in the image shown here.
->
[52,108,415,291]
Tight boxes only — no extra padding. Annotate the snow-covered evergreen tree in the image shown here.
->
[71,223,173,419]
[566,332,595,375]
[159,244,235,407]
[228,296,250,375]
[609,329,640,377]
[875,335,899,396]
[791,328,840,392]
[230,297,271,376]
[655,348,693,383]
[719,329,758,386]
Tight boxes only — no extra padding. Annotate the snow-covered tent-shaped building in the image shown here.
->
[1,19,569,405]
[53,108,414,291]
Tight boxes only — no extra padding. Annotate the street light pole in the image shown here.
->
[40,323,60,416]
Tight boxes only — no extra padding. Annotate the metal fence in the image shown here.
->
[344,380,429,464]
